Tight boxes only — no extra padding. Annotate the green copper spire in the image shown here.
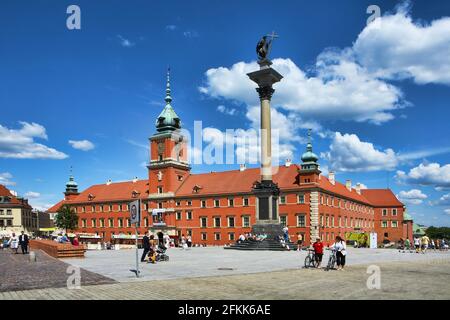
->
[165,67,172,104]
[65,166,78,194]
[156,68,181,132]
[301,129,319,163]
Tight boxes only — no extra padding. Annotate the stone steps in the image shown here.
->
[225,240,296,251]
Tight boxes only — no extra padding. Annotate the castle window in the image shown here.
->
[186,211,193,220]
[228,233,235,241]
[227,216,235,227]
[108,218,114,228]
[381,221,388,228]
[279,215,287,227]
[200,217,207,228]
[297,194,305,204]
[214,199,220,207]
[81,219,87,228]
[392,221,398,228]
[297,214,306,227]
[214,217,221,227]
[243,198,249,206]
[91,219,96,228]
[158,154,163,161]
[392,209,398,216]
[242,216,250,228]
[382,209,388,216]
[228,198,234,207]
[176,211,182,220]
[280,196,286,204]
[157,186,163,194]
[118,218,123,227]
[201,200,207,208]
[201,233,207,241]
[215,233,221,241]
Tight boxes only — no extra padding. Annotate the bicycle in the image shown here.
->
[324,249,336,271]
[304,248,317,268]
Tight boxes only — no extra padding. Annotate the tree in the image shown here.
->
[426,226,450,240]
[54,205,79,232]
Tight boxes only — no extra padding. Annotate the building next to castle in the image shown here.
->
[47,71,413,247]
[0,184,36,235]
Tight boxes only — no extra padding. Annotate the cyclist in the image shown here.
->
[312,237,324,268]
[331,236,347,271]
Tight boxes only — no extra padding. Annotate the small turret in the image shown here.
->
[64,167,79,200]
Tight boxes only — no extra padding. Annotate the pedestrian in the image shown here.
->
[421,235,430,254]
[282,226,289,242]
[163,233,171,248]
[180,234,187,250]
[72,236,79,246]
[147,235,157,264]
[141,231,150,262]
[8,233,19,254]
[296,233,303,251]
[18,231,29,254]
[414,237,420,252]
[312,237,324,268]
[404,238,411,251]
[187,235,192,248]
[331,236,347,271]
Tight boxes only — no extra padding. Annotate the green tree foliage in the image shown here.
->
[426,226,450,239]
[54,205,79,232]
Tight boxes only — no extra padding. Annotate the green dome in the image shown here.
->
[156,104,181,132]
[403,211,413,221]
[301,142,319,163]
[155,68,181,132]
[66,175,77,187]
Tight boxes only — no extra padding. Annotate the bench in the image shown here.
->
[29,239,86,258]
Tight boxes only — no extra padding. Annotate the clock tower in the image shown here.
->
[148,69,190,196]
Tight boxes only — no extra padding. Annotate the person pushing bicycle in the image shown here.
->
[312,237,324,268]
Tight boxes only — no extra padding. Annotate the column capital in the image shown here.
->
[256,86,275,101]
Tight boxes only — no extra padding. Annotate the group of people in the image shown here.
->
[411,236,448,253]
[237,232,269,243]
[1,231,30,254]
[140,231,173,263]
[310,236,347,270]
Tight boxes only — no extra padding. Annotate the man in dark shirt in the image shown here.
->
[18,231,29,254]
[141,231,150,262]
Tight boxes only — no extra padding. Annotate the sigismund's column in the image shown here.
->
[247,34,283,236]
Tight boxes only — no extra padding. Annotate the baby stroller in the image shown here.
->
[155,245,169,262]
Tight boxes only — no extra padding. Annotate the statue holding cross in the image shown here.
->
[256,31,278,64]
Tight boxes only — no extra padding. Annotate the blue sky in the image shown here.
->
[0,0,449,226]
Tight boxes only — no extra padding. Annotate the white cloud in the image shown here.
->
[183,30,199,38]
[0,172,15,186]
[355,183,368,190]
[0,122,68,159]
[322,132,398,172]
[68,139,95,151]
[397,189,428,205]
[24,191,41,199]
[445,209,450,215]
[396,163,450,190]
[354,9,450,85]
[217,105,237,116]
[165,25,177,31]
[431,193,450,206]
[200,57,403,125]
[117,35,135,47]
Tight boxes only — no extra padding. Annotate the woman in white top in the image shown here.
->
[8,233,19,254]
[331,236,347,270]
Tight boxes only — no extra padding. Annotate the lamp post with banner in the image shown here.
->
[129,199,141,278]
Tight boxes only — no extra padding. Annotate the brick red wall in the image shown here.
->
[373,206,404,244]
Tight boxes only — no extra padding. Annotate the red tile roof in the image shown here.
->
[318,176,370,204]
[361,189,404,207]
[0,184,32,208]
[47,180,149,213]
[176,165,301,196]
